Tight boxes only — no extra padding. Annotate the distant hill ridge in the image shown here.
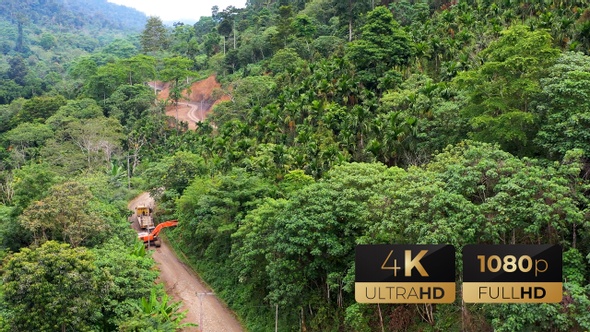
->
[0,0,147,31]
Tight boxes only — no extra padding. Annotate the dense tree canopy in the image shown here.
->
[455,25,560,155]
[345,6,413,90]
[535,52,590,159]
[3,1,590,331]
[2,241,102,331]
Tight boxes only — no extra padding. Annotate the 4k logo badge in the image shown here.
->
[355,245,455,303]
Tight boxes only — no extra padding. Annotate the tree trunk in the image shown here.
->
[377,304,385,332]
[348,0,353,42]
[16,21,24,52]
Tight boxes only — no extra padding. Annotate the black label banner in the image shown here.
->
[355,245,455,303]
[356,244,455,282]
[463,245,562,282]
[462,245,562,303]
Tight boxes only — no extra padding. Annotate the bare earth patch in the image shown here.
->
[156,75,231,130]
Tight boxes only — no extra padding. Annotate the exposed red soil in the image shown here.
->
[155,75,230,129]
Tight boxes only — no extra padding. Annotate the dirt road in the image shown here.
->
[153,242,244,332]
[165,102,201,130]
[148,76,225,131]
[128,193,244,332]
[165,102,211,130]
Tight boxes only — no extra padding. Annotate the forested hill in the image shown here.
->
[0,0,146,103]
[0,0,146,31]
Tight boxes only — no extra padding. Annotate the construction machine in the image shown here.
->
[135,204,154,230]
[138,220,178,247]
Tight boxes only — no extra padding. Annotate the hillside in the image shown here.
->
[0,0,146,103]
[0,0,145,58]
[2,0,590,331]
[0,0,146,32]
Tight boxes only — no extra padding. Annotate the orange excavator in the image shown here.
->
[137,220,178,247]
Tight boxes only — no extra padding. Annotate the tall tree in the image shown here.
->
[333,0,371,41]
[140,16,170,53]
[10,162,58,213]
[160,56,194,129]
[65,117,125,170]
[92,242,159,331]
[454,25,560,156]
[217,10,234,54]
[84,62,127,103]
[2,241,102,331]
[120,55,157,87]
[19,181,108,247]
[345,6,413,91]
[144,151,207,196]
[45,98,104,129]
[7,55,28,86]
[11,95,67,126]
[535,52,590,159]
[4,122,53,166]
[292,13,317,53]
[272,5,294,50]
[171,22,199,58]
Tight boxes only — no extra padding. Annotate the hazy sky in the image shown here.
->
[107,0,246,23]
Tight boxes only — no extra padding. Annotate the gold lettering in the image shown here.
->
[405,250,429,277]
[381,250,402,277]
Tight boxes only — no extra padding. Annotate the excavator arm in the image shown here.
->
[138,220,178,243]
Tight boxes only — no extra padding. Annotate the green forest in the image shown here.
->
[2,0,590,330]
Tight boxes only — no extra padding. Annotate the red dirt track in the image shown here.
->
[156,75,230,130]
[128,192,244,332]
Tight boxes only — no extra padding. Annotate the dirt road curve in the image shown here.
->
[166,103,201,130]
[168,102,208,129]
[128,193,244,332]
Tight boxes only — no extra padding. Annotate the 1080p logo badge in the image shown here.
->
[462,245,562,303]
[355,245,455,303]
